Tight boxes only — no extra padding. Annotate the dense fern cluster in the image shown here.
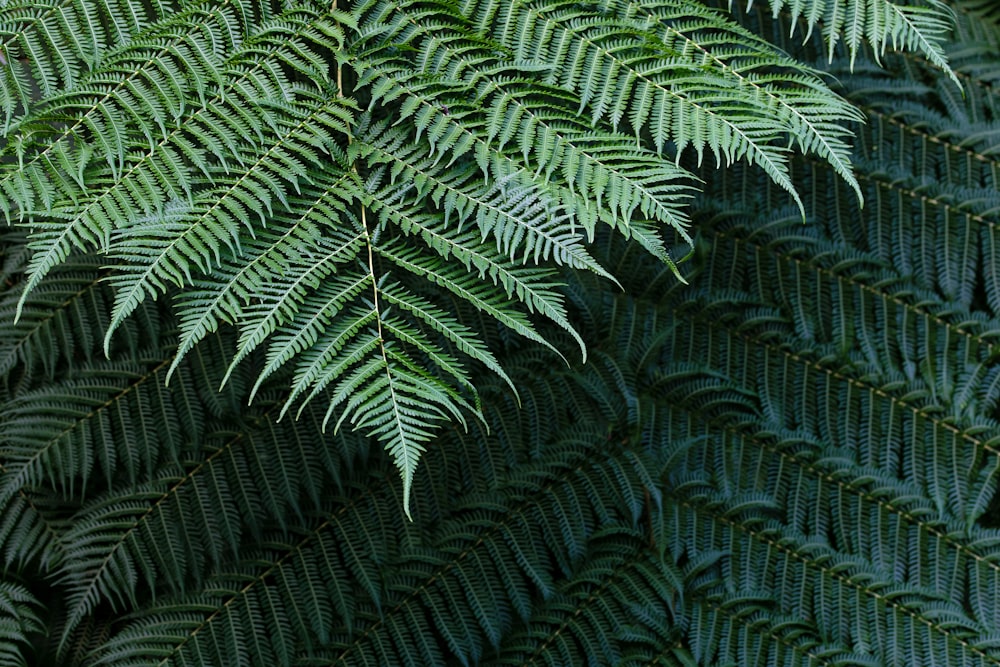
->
[0,0,958,506]
[3,0,1000,664]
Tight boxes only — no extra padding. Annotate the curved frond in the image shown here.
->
[755,0,958,80]
[8,2,1000,666]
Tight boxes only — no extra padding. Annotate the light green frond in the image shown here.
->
[328,344,475,518]
[377,211,568,319]
[361,28,696,233]
[0,0,165,125]
[167,177,352,383]
[476,80,697,233]
[361,130,614,277]
[12,5,346,318]
[379,281,515,395]
[752,0,958,82]
[3,2,243,179]
[465,0,865,210]
[253,270,372,403]
[102,94,355,354]
[371,236,579,360]
[224,232,367,390]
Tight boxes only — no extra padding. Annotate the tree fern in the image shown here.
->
[6,0,1000,665]
[0,0,955,502]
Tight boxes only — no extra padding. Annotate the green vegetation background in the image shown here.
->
[2,0,1000,664]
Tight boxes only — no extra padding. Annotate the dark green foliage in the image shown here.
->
[3,0,1000,665]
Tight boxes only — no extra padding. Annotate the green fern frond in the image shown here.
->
[0,355,196,506]
[753,0,958,80]
[378,282,515,394]
[52,393,373,654]
[0,581,44,667]
[88,473,414,667]
[358,36,696,232]
[86,434,656,666]
[324,440,655,665]
[250,269,371,403]
[103,94,355,354]
[3,0,244,178]
[0,246,109,383]
[360,128,614,277]
[166,170,357,383]
[0,0,164,123]
[4,0,937,508]
[0,488,66,571]
[484,528,679,666]
[367,187,582,361]
[466,0,865,210]
[11,5,347,316]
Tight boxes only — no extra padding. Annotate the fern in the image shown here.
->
[750,0,958,73]
[5,0,1000,665]
[0,582,44,667]
[0,0,954,504]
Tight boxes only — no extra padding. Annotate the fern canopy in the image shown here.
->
[4,0,1000,665]
[0,0,955,503]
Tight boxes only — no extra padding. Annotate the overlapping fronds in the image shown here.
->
[633,6,1000,657]
[82,420,659,666]
[3,0,997,665]
[0,0,953,505]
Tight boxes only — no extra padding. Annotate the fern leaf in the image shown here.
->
[328,345,473,518]
[471,0,865,211]
[361,133,614,278]
[757,0,959,84]
[379,281,515,395]
[373,238,580,362]
[12,6,345,319]
[0,581,44,667]
[222,231,367,390]
[103,95,355,355]
[0,359,190,507]
[167,168,359,382]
